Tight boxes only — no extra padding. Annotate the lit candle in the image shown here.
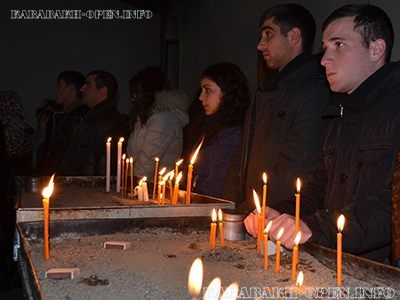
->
[204,277,221,300]
[263,220,272,270]
[275,227,284,273]
[116,137,124,193]
[173,172,182,204]
[152,157,159,200]
[175,158,183,179]
[124,157,129,196]
[252,189,262,253]
[121,154,126,195]
[186,140,203,204]
[296,271,304,293]
[188,258,203,300]
[220,282,239,300]
[129,157,134,197]
[166,171,174,201]
[136,182,143,201]
[210,208,217,249]
[292,231,302,280]
[41,174,55,260]
[158,181,165,205]
[295,178,301,235]
[218,209,224,246]
[106,137,111,192]
[337,214,345,286]
[158,167,166,201]
[261,172,268,243]
[142,176,149,202]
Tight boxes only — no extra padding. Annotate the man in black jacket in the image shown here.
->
[59,70,128,175]
[245,4,400,264]
[225,4,330,210]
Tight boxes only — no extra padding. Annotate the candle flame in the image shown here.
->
[262,172,268,184]
[190,140,203,165]
[188,258,203,296]
[337,214,345,232]
[204,277,221,300]
[176,172,183,184]
[220,282,239,300]
[106,137,112,143]
[164,170,174,181]
[122,153,126,160]
[264,220,273,234]
[139,176,147,185]
[296,178,301,193]
[118,137,124,143]
[252,189,261,214]
[218,209,223,222]
[155,157,159,162]
[126,158,129,164]
[294,231,302,245]
[175,158,183,167]
[42,174,55,199]
[296,271,304,287]
[159,167,166,176]
[129,157,133,164]
[276,227,284,240]
[211,208,217,222]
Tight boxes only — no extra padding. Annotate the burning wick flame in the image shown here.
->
[211,208,217,223]
[264,220,273,234]
[220,282,239,300]
[252,189,261,214]
[296,271,304,288]
[263,172,268,184]
[118,137,124,143]
[204,277,221,300]
[188,258,203,296]
[294,231,302,246]
[218,209,223,222]
[337,214,345,232]
[276,227,284,241]
[42,174,55,198]
[106,137,112,143]
[159,167,166,176]
[296,178,301,193]
[175,172,183,183]
[190,140,203,165]
[176,158,183,167]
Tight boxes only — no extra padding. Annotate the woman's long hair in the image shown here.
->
[130,67,169,126]
[201,63,251,146]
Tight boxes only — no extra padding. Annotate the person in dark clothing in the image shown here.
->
[245,4,400,264]
[191,63,250,198]
[225,4,330,209]
[46,71,88,174]
[59,70,128,175]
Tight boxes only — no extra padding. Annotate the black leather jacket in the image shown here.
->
[279,62,400,263]
[59,100,128,175]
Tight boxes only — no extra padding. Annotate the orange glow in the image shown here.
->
[294,231,302,246]
[118,137,124,143]
[218,209,223,222]
[175,158,183,167]
[175,172,183,183]
[106,137,112,143]
[159,167,166,176]
[263,172,268,184]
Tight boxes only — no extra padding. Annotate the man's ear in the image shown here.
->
[370,38,386,62]
[99,86,108,101]
[287,27,301,47]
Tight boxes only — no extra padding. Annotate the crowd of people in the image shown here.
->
[1,2,399,290]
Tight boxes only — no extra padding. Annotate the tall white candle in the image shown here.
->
[116,137,124,193]
[106,137,112,192]
[142,177,149,202]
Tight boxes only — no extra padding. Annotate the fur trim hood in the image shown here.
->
[153,89,190,112]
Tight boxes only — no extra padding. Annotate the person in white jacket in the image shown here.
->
[127,67,189,181]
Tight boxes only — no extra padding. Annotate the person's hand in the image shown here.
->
[267,213,312,249]
[243,206,281,238]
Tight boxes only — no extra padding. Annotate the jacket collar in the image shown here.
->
[84,100,116,120]
[323,62,400,118]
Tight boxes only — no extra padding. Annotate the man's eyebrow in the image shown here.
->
[260,25,274,32]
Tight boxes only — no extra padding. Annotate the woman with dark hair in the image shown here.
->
[126,67,189,181]
[191,62,250,198]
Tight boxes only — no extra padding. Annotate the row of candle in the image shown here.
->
[106,137,204,204]
[253,173,346,286]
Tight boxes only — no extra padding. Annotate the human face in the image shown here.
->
[55,79,72,106]
[199,77,223,116]
[321,17,375,94]
[80,75,106,108]
[257,17,294,71]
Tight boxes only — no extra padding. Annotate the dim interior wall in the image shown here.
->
[0,0,161,126]
[173,0,399,103]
